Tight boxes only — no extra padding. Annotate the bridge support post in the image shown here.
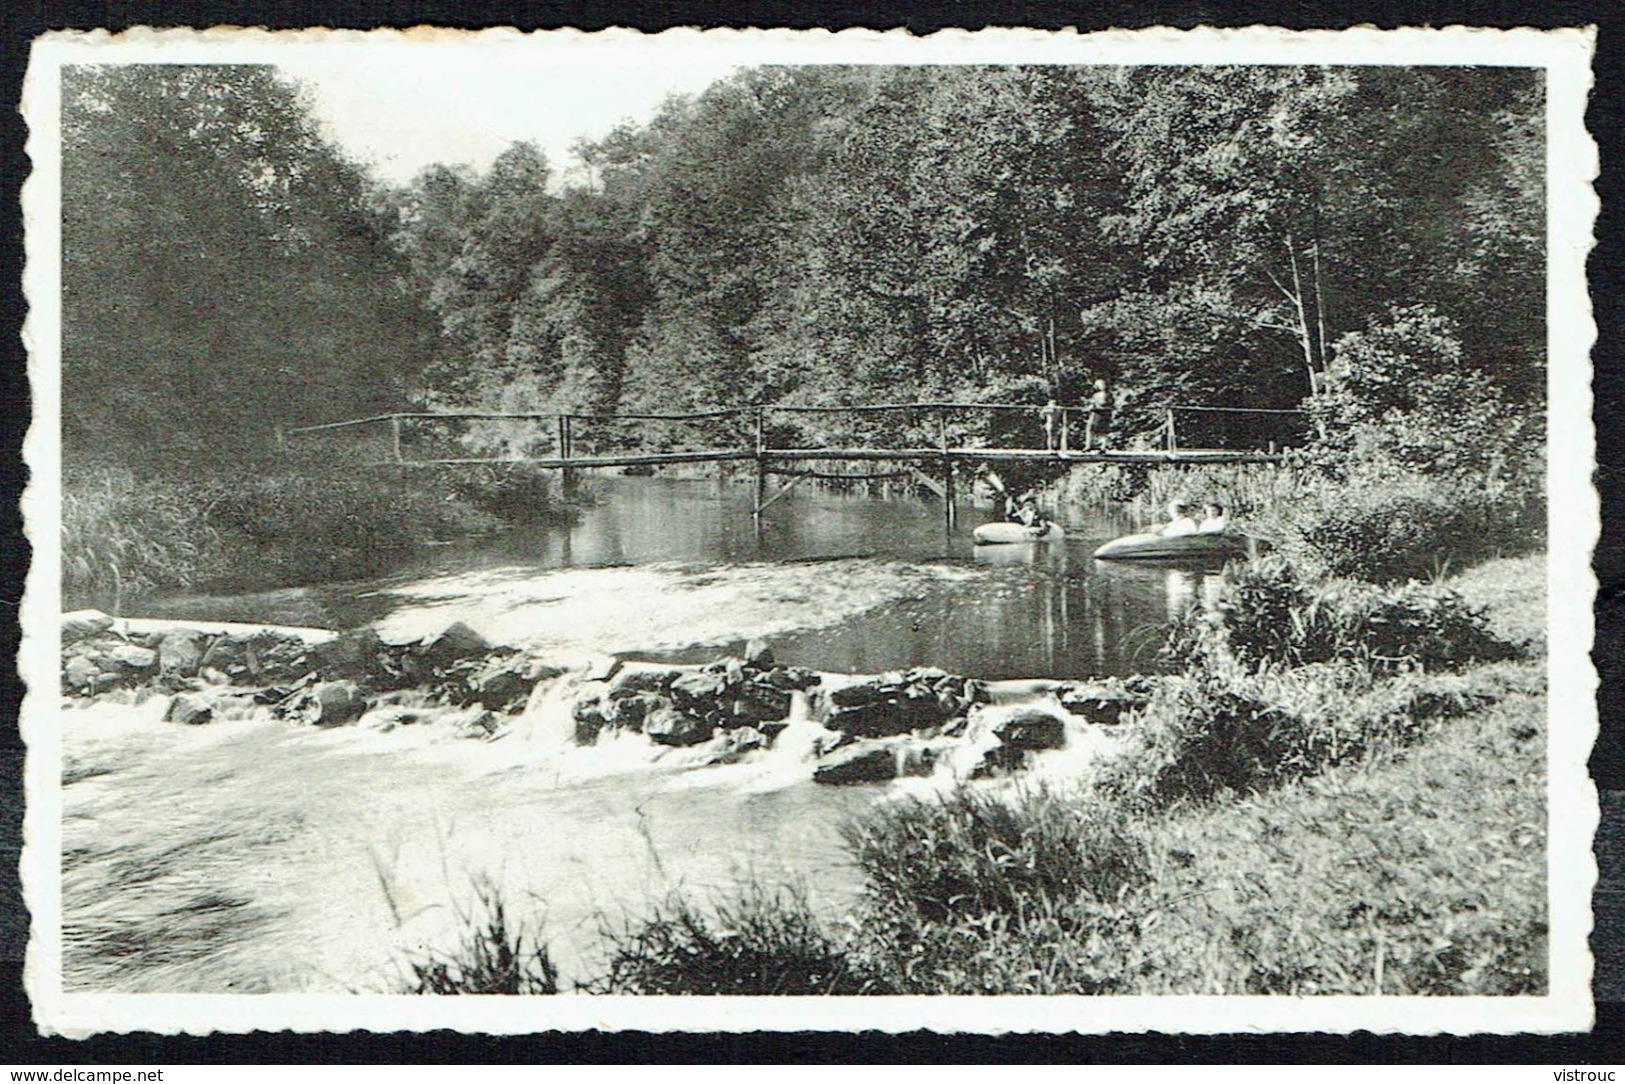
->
[752,407,767,532]
[558,415,575,497]
[938,411,956,532]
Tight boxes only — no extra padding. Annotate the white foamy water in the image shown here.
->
[367,558,982,656]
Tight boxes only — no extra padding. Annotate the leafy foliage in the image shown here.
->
[1170,556,1518,673]
[62,65,432,471]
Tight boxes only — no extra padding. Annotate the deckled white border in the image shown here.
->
[19,25,1599,1037]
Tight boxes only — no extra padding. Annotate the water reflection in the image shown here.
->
[148,476,1240,682]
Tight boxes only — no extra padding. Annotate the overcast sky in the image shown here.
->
[277,55,741,185]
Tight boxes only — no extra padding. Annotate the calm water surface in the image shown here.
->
[149,475,1227,680]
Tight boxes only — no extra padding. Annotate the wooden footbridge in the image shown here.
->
[281,402,1304,528]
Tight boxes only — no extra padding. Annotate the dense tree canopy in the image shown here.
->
[62,65,433,470]
[63,63,1544,469]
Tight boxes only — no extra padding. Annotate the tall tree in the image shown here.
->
[62,64,432,469]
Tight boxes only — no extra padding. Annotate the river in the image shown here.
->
[62,476,1229,993]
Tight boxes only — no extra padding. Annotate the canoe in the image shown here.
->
[1092,530,1251,561]
[973,520,1065,545]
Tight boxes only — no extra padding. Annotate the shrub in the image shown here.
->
[1285,472,1538,584]
[1179,557,1518,674]
[62,466,224,603]
[842,785,1148,924]
[594,884,864,995]
[205,471,500,588]
[840,786,1151,995]
[437,463,560,525]
[404,881,558,995]
[1100,662,1497,811]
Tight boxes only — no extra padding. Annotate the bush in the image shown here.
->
[404,881,558,995]
[1100,662,1497,810]
[1177,557,1519,673]
[208,472,500,588]
[437,463,560,525]
[594,884,865,995]
[1286,472,1538,584]
[842,784,1148,924]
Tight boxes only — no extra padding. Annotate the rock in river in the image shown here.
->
[642,705,714,747]
[812,737,945,785]
[1057,680,1149,726]
[293,681,368,727]
[157,629,208,678]
[166,692,214,726]
[62,610,114,644]
[993,709,1068,751]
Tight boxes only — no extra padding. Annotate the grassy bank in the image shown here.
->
[405,552,1547,996]
[63,461,573,606]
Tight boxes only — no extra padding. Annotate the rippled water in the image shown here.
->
[66,476,1231,992]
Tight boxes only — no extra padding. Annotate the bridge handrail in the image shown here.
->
[1170,405,1308,416]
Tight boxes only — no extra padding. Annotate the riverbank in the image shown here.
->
[63,462,575,606]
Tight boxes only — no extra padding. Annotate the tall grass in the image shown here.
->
[403,878,558,995]
[62,461,570,604]
[1053,461,1312,530]
[593,883,864,995]
[62,466,224,604]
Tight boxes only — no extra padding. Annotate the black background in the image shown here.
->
[0,0,1620,1063]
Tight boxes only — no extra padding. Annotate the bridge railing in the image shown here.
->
[280,401,1307,465]
[1164,406,1309,454]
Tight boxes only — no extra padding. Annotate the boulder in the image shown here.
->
[761,665,820,691]
[606,666,682,700]
[232,632,312,686]
[62,610,114,644]
[298,681,368,727]
[474,667,531,712]
[743,639,776,670]
[157,629,208,678]
[95,642,158,673]
[581,654,623,683]
[310,627,384,683]
[706,725,768,766]
[828,679,887,709]
[62,655,101,693]
[1057,682,1148,726]
[993,709,1067,751]
[166,692,214,726]
[524,660,568,683]
[813,741,900,785]
[972,743,1032,778]
[606,692,667,728]
[641,705,714,747]
[454,710,503,740]
[416,621,492,670]
[730,682,793,725]
[572,698,609,745]
[670,669,731,709]
[828,688,944,739]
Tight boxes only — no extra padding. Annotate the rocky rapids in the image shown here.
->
[59,608,1155,787]
[56,606,1165,991]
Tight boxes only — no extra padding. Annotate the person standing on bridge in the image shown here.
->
[1041,397,1063,452]
[1087,379,1111,449]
